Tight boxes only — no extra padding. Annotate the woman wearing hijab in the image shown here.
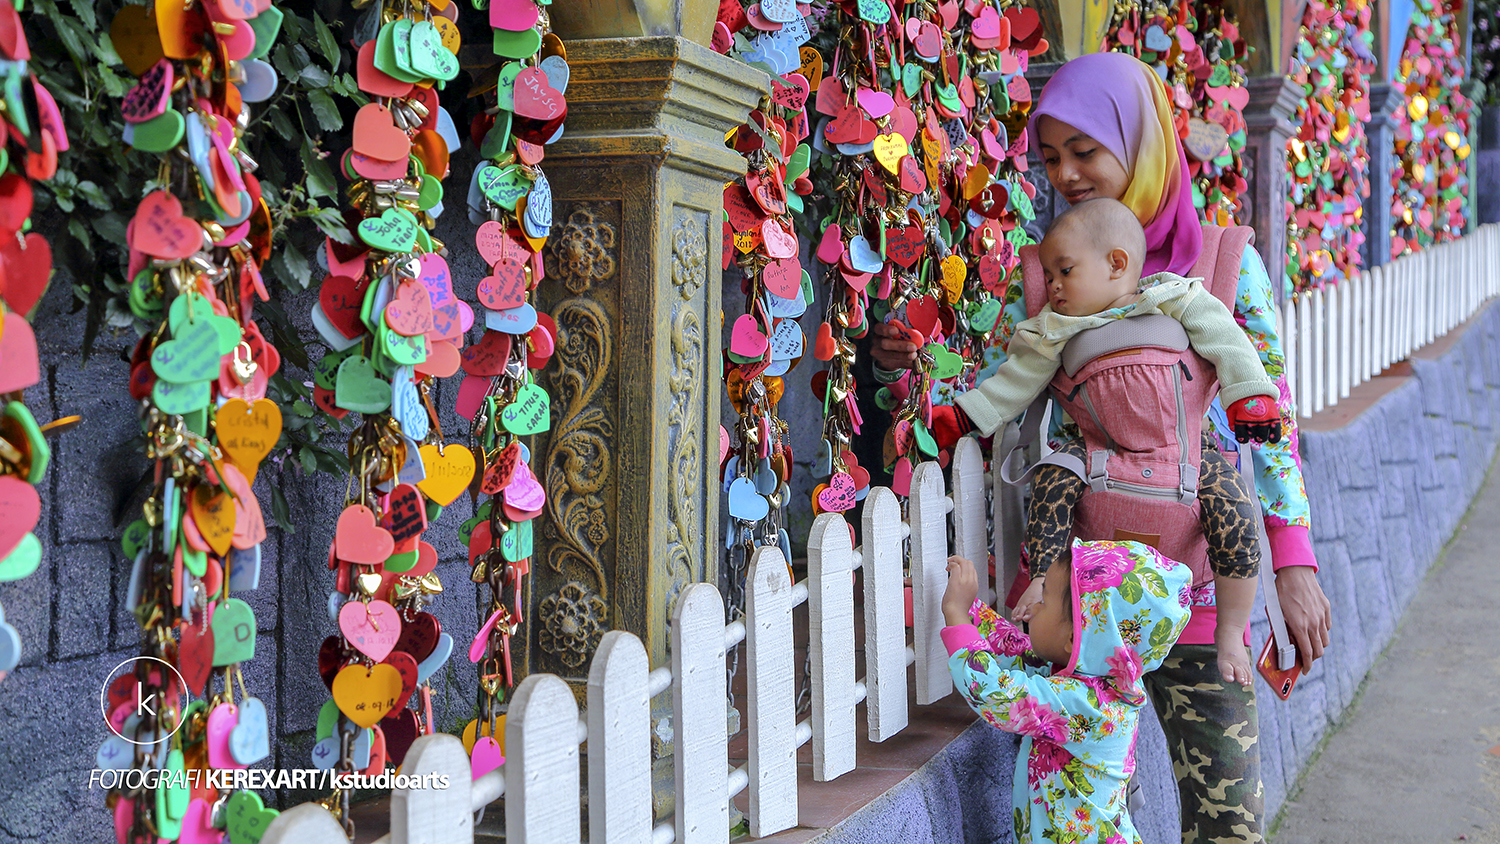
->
[873,52,1332,842]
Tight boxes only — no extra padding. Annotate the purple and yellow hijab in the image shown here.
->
[1027,52,1203,277]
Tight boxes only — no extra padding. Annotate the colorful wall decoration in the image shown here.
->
[1283,0,1376,294]
[1102,0,1254,226]
[1390,0,1474,256]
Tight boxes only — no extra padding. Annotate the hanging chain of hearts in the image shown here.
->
[103,0,290,840]
[1389,0,1473,258]
[1284,0,1376,294]
[451,0,565,779]
[0,0,74,685]
[1103,0,1252,227]
[715,0,816,588]
[306,0,471,834]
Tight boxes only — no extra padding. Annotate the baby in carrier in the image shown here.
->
[951,198,1281,685]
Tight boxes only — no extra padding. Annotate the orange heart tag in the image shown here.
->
[939,255,966,304]
[217,398,282,485]
[155,0,210,60]
[189,484,236,557]
[416,443,474,506]
[351,103,412,162]
[332,663,403,728]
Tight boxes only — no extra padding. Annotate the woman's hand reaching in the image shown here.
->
[869,321,920,371]
[1011,575,1045,622]
[943,555,979,627]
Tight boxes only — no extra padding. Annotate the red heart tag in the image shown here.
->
[384,283,434,337]
[461,329,511,377]
[130,190,200,260]
[351,103,411,162]
[476,257,529,310]
[319,275,368,340]
[513,68,566,121]
[178,620,216,697]
[0,231,51,318]
[906,295,940,339]
[885,225,924,268]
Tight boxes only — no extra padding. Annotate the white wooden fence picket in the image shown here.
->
[1282,225,1500,418]
[261,225,1500,844]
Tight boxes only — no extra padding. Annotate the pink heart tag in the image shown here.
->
[761,218,797,259]
[817,471,857,512]
[470,605,513,662]
[719,425,730,465]
[857,88,895,119]
[471,736,505,779]
[340,599,403,662]
[122,60,173,123]
[475,220,509,265]
[385,282,435,336]
[0,310,39,393]
[477,257,529,311]
[335,504,394,565]
[206,702,246,769]
[0,475,40,558]
[131,190,201,260]
[762,256,801,298]
[489,0,539,30]
[816,223,844,265]
[513,68,566,122]
[454,373,490,421]
[179,799,224,844]
[223,464,265,549]
[503,461,547,512]
[729,314,770,358]
[891,458,913,496]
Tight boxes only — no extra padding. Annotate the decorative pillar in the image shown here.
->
[519,37,768,691]
[1242,75,1302,303]
[1360,83,1404,268]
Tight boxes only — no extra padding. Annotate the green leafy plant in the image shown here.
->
[27,0,364,528]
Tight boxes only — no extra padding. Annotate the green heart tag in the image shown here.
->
[500,519,534,562]
[1208,65,1232,86]
[226,789,280,844]
[1294,159,1312,177]
[375,21,422,83]
[874,387,897,411]
[857,0,890,24]
[316,699,340,741]
[425,500,443,523]
[3,402,48,484]
[970,298,1004,335]
[152,318,224,384]
[501,383,551,435]
[459,500,493,546]
[154,749,189,838]
[408,20,459,80]
[183,545,207,578]
[493,27,543,59]
[927,344,963,379]
[153,379,212,415]
[801,269,815,304]
[494,62,523,111]
[335,356,392,414]
[417,174,442,210]
[381,321,427,366]
[358,208,419,252]
[129,108,186,153]
[902,63,923,98]
[246,5,283,60]
[477,164,531,211]
[210,598,256,666]
[787,144,811,180]
[913,420,939,456]
[122,518,150,560]
[1009,185,1034,218]
[385,548,419,573]
[390,18,417,75]
[0,533,40,582]
[314,346,357,390]
[936,83,961,111]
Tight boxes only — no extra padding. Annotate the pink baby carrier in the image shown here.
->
[1002,225,1255,583]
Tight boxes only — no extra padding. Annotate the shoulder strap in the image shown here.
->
[1238,446,1297,670]
[1019,244,1046,320]
[1191,225,1255,309]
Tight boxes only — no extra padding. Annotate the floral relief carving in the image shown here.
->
[665,210,706,606]
[546,206,619,296]
[537,582,608,667]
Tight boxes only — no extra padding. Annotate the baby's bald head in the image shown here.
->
[1044,198,1146,276]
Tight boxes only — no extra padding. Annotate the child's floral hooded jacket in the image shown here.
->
[942,540,1193,844]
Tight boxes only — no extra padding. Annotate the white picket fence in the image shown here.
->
[1281,226,1500,418]
[262,441,1001,844]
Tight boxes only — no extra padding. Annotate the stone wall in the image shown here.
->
[819,296,1500,844]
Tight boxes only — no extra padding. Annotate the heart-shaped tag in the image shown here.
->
[416,443,474,506]
[513,67,566,121]
[131,190,201,260]
[335,355,392,414]
[224,791,278,844]
[340,599,402,662]
[817,471,857,512]
[352,103,411,161]
[358,208,419,253]
[122,59,173,123]
[727,477,770,521]
[178,620,215,697]
[872,133,907,174]
[729,314,770,358]
[0,232,52,319]
[504,460,547,512]
[332,663,403,728]
[210,598,257,666]
[477,257,529,311]
[336,504,395,565]
[189,484,236,557]
[501,383,551,435]
[217,398,281,485]
[229,696,271,766]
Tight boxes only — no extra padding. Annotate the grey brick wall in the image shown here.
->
[821,298,1500,844]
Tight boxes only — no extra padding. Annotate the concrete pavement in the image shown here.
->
[1273,455,1500,842]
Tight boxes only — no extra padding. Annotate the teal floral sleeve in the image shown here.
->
[1201,247,1312,530]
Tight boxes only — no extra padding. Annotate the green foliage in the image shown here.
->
[27,0,362,529]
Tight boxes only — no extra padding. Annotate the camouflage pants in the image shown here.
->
[1142,644,1265,844]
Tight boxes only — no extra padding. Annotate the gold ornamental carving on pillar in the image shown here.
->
[536,203,621,670]
[663,209,708,615]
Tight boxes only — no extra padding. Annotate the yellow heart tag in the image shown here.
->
[940,255,967,304]
[111,4,165,77]
[332,664,403,728]
[873,134,908,175]
[416,443,475,506]
[433,16,461,54]
[733,228,762,254]
[217,398,282,486]
[190,484,236,557]
[921,132,943,192]
[963,163,991,200]
[462,715,506,754]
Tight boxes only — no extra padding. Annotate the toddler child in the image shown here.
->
[941,543,1192,844]
[950,198,1276,685]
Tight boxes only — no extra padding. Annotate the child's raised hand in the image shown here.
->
[1214,626,1255,688]
[942,555,979,627]
[1011,575,1045,623]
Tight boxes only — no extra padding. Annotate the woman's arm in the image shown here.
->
[1221,245,1332,669]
